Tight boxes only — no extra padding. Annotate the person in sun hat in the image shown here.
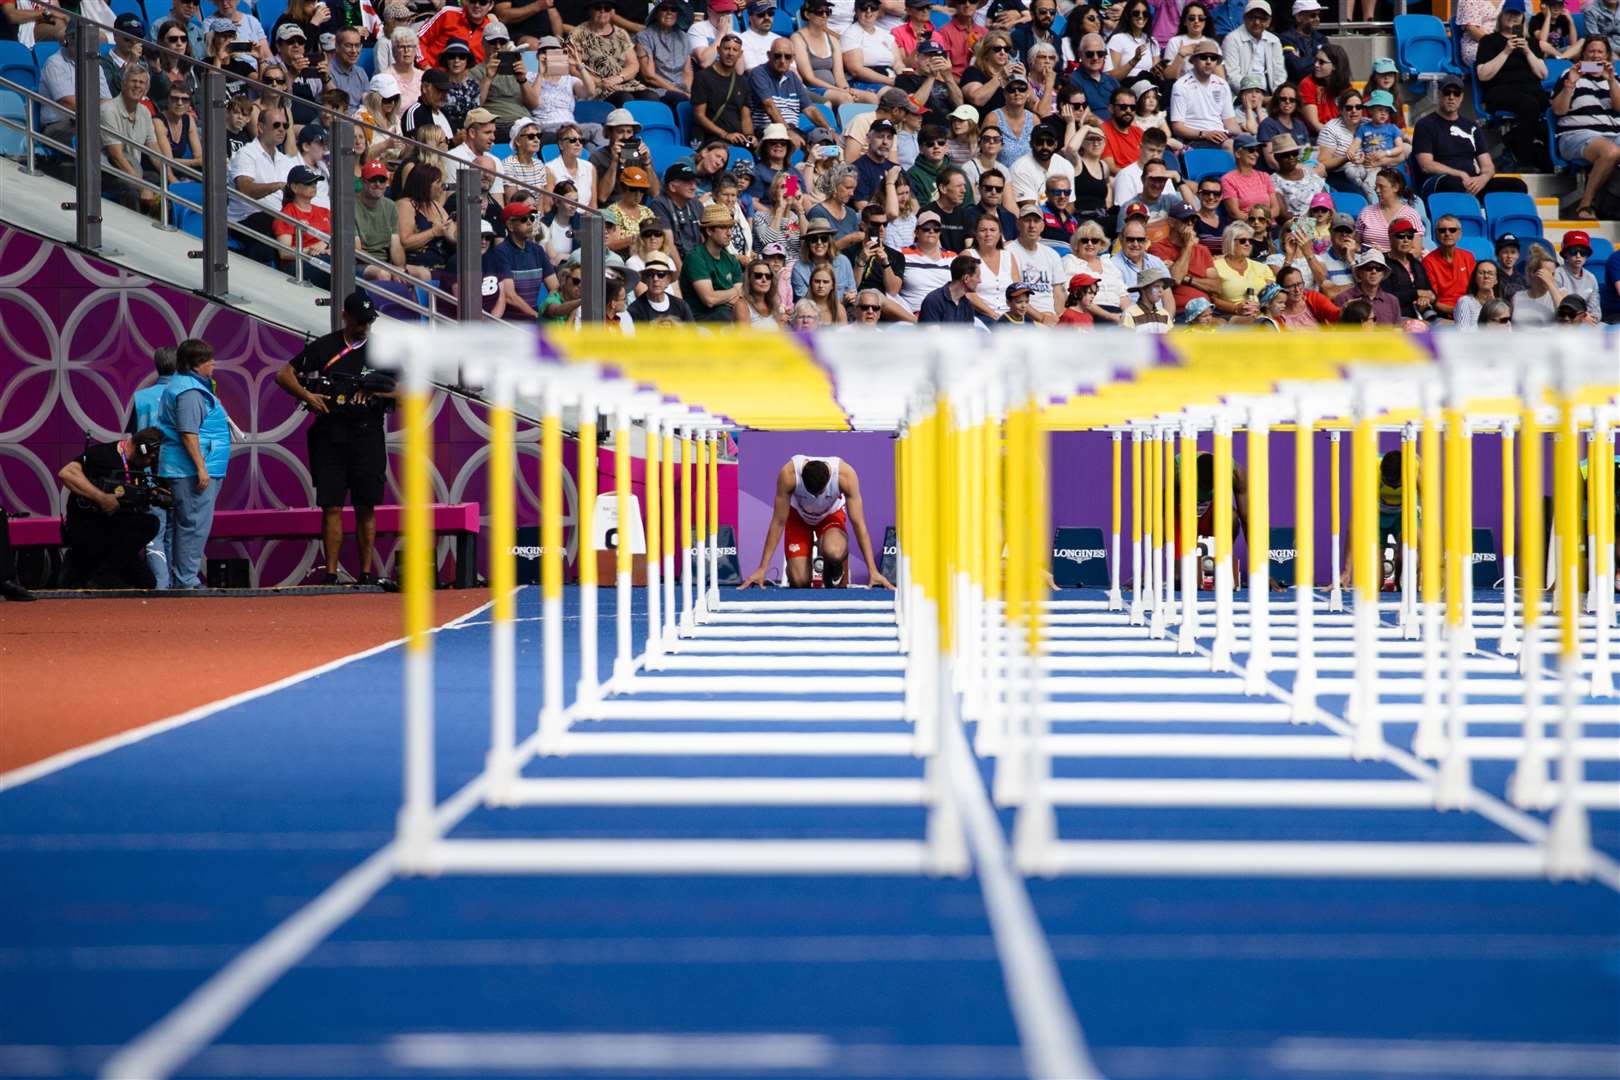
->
[1354,89,1408,186]
[1359,56,1407,125]
[682,202,748,320]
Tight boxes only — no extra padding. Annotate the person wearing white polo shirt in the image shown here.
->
[1170,39,1239,150]
[1010,200,1066,323]
[227,102,297,262]
[1222,0,1285,94]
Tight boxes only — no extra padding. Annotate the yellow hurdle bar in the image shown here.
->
[694,430,708,607]
[1444,409,1464,633]
[1547,384,1592,880]
[1211,420,1234,667]
[1244,414,1272,693]
[937,396,955,655]
[1349,408,1381,756]
[1461,418,1476,644]
[1028,397,1050,659]
[538,398,565,746]
[398,380,436,855]
[1554,400,1580,662]
[576,405,598,701]
[1402,426,1416,633]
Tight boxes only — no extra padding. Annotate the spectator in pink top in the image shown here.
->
[1353,166,1424,252]
[1219,133,1282,218]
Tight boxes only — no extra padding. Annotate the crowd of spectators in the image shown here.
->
[6,0,1618,327]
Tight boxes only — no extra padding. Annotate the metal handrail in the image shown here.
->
[11,1,608,326]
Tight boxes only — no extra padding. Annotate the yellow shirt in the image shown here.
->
[1211,256,1275,303]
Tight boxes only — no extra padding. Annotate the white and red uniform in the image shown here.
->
[784,454,846,559]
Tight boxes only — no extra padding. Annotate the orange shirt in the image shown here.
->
[274,201,332,254]
[1102,121,1143,169]
[1422,246,1476,310]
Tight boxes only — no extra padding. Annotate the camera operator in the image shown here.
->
[275,290,399,588]
[57,428,167,589]
[157,339,233,590]
[129,346,177,588]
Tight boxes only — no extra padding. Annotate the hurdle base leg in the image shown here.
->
[1507,757,1554,809]
[1012,798,1057,876]
[1545,798,1593,881]
[924,757,970,878]
[395,809,441,875]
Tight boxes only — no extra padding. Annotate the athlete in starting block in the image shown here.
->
[740,455,895,589]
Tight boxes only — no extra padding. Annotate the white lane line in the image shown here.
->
[941,694,1101,1080]
[0,599,497,794]
[387,1031,837,1071]
[94,731,502,1080]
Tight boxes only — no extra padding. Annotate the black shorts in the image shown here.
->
[309,419,387,509]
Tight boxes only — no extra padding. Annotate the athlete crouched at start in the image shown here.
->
[741,455,895,589]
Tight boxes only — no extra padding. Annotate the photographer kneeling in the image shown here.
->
[57,428,168,589]
[275,291,399,588]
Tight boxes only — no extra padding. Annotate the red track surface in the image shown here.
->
[0,591,490,774]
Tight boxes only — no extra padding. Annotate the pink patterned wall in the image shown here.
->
[0,225,738,587]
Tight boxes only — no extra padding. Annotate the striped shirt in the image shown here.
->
[1556,74,1620,137]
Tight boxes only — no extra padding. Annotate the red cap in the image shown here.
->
[1124,201,1149,219]
[1067,272,1099,290]
[503,200,536,220]
[1389,218,1418,236]
[1561,229,1592,253]
[360,161,389,180]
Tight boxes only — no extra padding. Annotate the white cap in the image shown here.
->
[1292,0,1322,11]
[1244,0,1270,12]
[368,71,401,97]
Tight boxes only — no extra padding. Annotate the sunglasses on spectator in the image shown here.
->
[925,138,948,146]
[982,184,1004,193]
[988,43,1009,51]
[1123,235,1146,243]
[857,303,882,311]
[560,135,583,143]
[568,275,583,285]
[511,214,536,222]
[1199,188,1221,196]
[1437,226,1460,234]
[1049,187,1071,195]
[265,119,288,128]
[170,94,191,102]
[917,223,942,231]
[164,34,187,42]
[644,269,669,278]
[982,133,1003,140]
[1234,237,1252,245]
[1083,50,1107,58]
[752,271,773,279]
[1277,94,1297,102]
[1342,102,1363,111]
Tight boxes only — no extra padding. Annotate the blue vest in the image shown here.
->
[130,375,171,433]
[157,373,232,479]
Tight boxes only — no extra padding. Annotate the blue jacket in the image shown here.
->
[129,375,172,433]
[157,373,231,479]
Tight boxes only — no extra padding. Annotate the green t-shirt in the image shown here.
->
[472,63,530,125]
[354,195,397,262]
[682,242,742,322]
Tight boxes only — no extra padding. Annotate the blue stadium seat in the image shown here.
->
[1181,147,1234,183]
[725,143,755,171]
[1330,188,1367,219]
[1471,69,1512,126]
[168,181,205,238]
[1483,190,1543,241]
[1571,10,1585,38]
[930,9,948,27]
[675,99,693,143]
[0,41,37,94]
[359,46,375,75]
[1590,236,1614,265]
[254,0,287,31]
[625,99,679,141]
[34,42,61,70]
[1457,236,1496,263]
[0,89,28,157]
[771,8,797,35]
[641,132,684,175]
[1425,191,1486,239]
[488,142,512,160]
[575,100,614,127]
[837,101,874,130]
[1541,57,1571,93]
[1393,14,1461,81]
[540,142,561,162]
[1547,111,1590,173]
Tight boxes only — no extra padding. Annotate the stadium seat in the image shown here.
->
[1457,235,1496,263]
[359,46,375,75]
[575,100,614,127]
[255,0,287,31]
[1541,57,1571,93]
[540,142,561,162]
[107,0,146,22]
[488,142,512,160]
[1546,111,1590,173]
[725,143,755,171]
[1471,70,1512,126]
[1571,10,1585,37]
[675,99,693,143]
[1425,191,1486,239]
[1181,147,1234,183]
[1330,188,1367,218]
[1393,14,1461,81]
[0,89,28,158]
[1483,190,1543,241]
[930,9,949,27]
[641,132,684,175]
[0,41,37,94]
[168,181,205,239]
[771,8,796,35]
[1589,236,1614,265]
[837,101,874,130]
[625,99,679,141]
[34,41,60,70]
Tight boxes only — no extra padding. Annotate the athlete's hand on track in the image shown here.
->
[738,568,769,589]
[868,572,895,590]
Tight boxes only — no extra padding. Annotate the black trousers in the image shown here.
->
[1483,83,1551,170]
[61,513,160,589]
